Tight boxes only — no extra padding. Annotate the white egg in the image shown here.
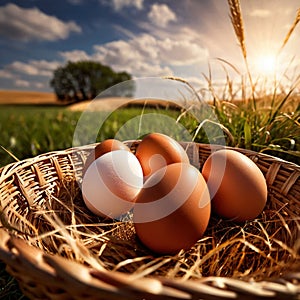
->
[82,150,143,219]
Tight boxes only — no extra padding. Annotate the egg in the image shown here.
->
[82,150,143,219]
[201,149,267,222]
[133,163,211,254]
[83,139,130,175]
[135,133,190,178]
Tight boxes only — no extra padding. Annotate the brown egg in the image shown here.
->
[133,163,211,254]
[135,133,190,178]
[83,139,130,175]
[202,149,268,222]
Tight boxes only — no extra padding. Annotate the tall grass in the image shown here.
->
[190,0,300,164]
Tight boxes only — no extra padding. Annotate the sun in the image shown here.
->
[252,53,277,77]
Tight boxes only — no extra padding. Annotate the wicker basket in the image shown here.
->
[0,141,299,300]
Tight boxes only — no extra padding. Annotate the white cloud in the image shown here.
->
[0,70,13,79]
[31,60,61,71]
[15,79,30,88]
[1,18,209,90]
[59,50,91,62]
[9,62,39,76]
[156,38,209,66]
[92,38,172,76]
[9,60,60,77]
[91,30,208,76]
[33,82,46,89]
[102,0,144,11]
[57,27,208,78]
[249,9,271,18]
[0,3,82,42]
[148,4,177,28]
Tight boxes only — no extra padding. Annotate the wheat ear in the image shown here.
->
[228,0,247,59]
[280,8,300,52]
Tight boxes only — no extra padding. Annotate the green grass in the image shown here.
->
[0,105,184,167]
[210,96,300,164]
[0,105,78,167]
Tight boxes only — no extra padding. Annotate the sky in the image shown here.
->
[0,0,299,93]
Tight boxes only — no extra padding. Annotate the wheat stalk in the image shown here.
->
[280,8,300,52]
[227,0,258,108]
[228,0,247,59]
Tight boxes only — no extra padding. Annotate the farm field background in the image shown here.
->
[0,90,184,167]
[0,90,57,105]
[0,89,299,168]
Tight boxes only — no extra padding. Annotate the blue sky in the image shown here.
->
[0,0,299,92]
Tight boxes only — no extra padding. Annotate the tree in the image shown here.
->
[50,61,132,102]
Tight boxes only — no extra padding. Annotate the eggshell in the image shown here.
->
[83,139,130,175]
[202,149,268,222]
[82,150,143,219]
[133,163,211,254]
[135,133,190,178]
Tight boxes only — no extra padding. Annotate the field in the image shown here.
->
[0,104,184,167]
[1,101,299,169]
[0,90,57,105]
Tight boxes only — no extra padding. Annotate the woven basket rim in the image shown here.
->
[0,142,299,181]
[0,142,299,300]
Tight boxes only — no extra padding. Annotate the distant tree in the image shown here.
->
[50,61,132,102]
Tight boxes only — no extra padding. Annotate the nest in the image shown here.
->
[0,141,299,300]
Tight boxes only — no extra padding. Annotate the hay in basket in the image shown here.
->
[0,141,299,300]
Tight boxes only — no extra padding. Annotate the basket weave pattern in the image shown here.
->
[0,142,299,300]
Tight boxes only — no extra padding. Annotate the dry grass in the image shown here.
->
[228,0,300,62]
[2,172,298,283]
[0,90,56,105]
[280,8,300,52]
[228,0,247,60]
[0,90,181,112]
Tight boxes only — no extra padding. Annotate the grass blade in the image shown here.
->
[279,8,300,52]
[0,145,20,162]
[268,88,295,124]
[244,121,252,149]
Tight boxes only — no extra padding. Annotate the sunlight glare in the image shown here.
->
[253,54,277,77]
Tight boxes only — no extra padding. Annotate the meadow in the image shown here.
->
[0,104,182,168]
[0,91,299,170]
